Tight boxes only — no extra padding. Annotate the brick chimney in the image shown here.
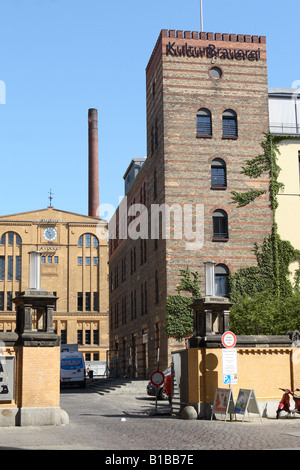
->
[88,108,99,217]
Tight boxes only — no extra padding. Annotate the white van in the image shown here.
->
[60,348,86,388]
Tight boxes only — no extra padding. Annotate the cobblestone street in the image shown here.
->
[1,380,300,452]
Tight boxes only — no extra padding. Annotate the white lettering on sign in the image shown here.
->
[40,246,60,251]
[222,349,238,385]
[40,219,60,223]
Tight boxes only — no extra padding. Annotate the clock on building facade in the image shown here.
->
[43,227,57,242]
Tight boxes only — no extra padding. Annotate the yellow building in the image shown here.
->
[0,205,109,362]
[276,140,300,248]
[269,88,300,278]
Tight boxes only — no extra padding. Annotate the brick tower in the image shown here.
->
[109,30,272,376]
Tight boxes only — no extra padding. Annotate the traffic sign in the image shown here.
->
[222,331,236,349]
[150,370,164,387]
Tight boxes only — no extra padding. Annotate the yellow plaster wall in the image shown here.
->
[188,347,298,404]
[277,140,300,253]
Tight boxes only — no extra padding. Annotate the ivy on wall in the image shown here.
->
[229,132,300,334]
[229,235,300,302]
[165,267,201,341]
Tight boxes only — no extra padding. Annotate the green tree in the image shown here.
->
[230,291,300,336]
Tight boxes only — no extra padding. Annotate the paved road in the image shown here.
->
[1,380,300,452]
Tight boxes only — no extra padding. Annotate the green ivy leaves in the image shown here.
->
[229,132,300,334]
[165,267,201,341]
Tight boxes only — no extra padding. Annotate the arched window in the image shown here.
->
[0,232,22,245]
[215,264,230,296]
[222,109,238,138]
[197,108,212,136]
[211,158,227,188]
[212,210,228,240]
[78,234,99,247]
[0,232,22,286]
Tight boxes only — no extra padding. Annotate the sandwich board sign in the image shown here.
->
[234,388,261,422]
[211,388,235,422]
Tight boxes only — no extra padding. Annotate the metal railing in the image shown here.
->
[270,123,300,135]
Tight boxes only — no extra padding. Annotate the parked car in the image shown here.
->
[146,366,171,400]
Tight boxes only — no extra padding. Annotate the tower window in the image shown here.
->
[212,210,228,240]
[222,109,238,138]
[197,108,212,137]
[211,158,227,188]
[215,264,230,296]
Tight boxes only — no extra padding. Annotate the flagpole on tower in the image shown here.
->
[200,0,204,32]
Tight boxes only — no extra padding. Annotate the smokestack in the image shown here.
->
[88,108,100,217]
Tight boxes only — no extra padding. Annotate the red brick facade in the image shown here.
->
[109,30,272,377]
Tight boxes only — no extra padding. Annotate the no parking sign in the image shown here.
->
[222,331,236,349]
[150,370,164,387]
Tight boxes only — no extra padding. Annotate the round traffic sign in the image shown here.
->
[222,331,236,348]
[150,370,164,387]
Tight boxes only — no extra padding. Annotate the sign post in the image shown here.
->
[150,370,164,414]
[222,331,237,386]
[221,331,237,421]
[150,347,164,414]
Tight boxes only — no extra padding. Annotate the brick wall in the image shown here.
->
[0,344,60,411]
[17,346,60,408]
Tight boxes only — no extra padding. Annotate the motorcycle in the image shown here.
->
[276,388,300,418]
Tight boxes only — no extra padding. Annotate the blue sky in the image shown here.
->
[0,0,299,218]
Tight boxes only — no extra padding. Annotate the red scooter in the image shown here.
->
[276,388,300,418]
